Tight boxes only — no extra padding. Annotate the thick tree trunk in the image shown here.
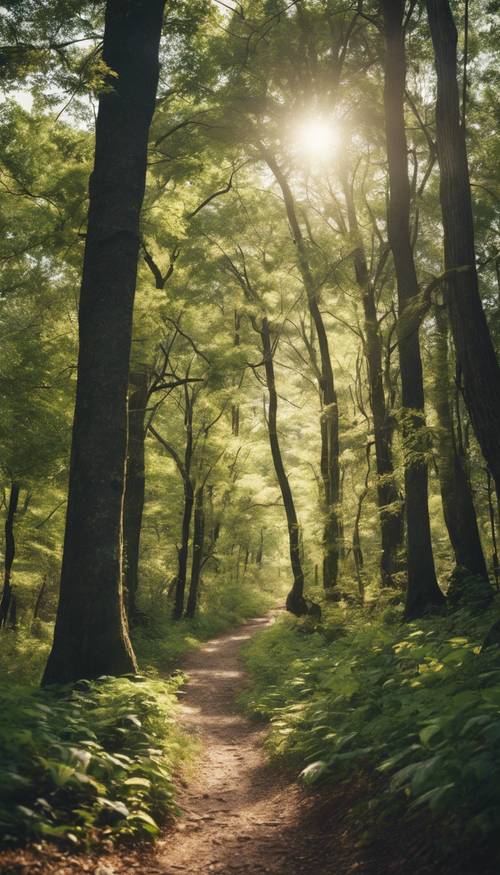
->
[433,306,488,580]
[0,482,19,629]
[264,151,341,592]
[426,0,500,499]
[123,370,149,623]
[43,0,165,684]
[185,485,205,619]
[381,0,445,619]
[261,318,307,615]
[342,175,404,581]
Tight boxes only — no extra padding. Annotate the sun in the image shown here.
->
[292,116,339,162]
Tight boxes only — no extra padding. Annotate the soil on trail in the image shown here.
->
[1,614,498,875]
[152,613,344,875]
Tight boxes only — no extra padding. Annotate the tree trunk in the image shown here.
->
[264,150,341,593]
[381,0,445,619]
[433,306,489,580]
[342,174,404,581]
[123,369,149,623]
[43,0,165,684]
[185,485,205,619]
[0,482,19,629]
[426,0,500,500]
[255,528,264,566]
[173,480,194,620]
[260,317,307,615]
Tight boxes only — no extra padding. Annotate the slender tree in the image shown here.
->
[262,148,342,595]
[259,316,308,616]
[123,369,149,622]
[185,485,205,618]
[381,0,445,619]
[0,482,20,628]
[426,0,500,499]
[43,0,165,684]
[341,170,404,581]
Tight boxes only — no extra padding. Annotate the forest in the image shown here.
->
[0,0,499,873]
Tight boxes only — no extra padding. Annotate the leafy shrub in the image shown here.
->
[241,603,500,844]
[0,675,188,846]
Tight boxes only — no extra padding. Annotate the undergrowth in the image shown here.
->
[0,675,187,846]
[241,600,500,849]
[133,576,276,674]
[0,573,275,848]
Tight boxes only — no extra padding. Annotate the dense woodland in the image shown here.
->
[0,0,500,871]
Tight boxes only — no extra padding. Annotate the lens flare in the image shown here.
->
[293,116,339,161]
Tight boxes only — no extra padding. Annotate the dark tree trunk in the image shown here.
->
[185,485,205,619]
[426,0,500,500]
[255,528,264,566]
[173,481,195,620]
[433,306,488,580]
[43,0,165,684]
[260,317,307,615]
[0,482,19,629]
[486,470,500,589]
[123,369,149,623]
[264,150,341,592]
[381,0,445,619]
[231,310,241,436]
[342,175,404,581]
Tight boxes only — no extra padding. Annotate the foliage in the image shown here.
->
[241,602,500,844]
[134,571,278,674]
[0,675,187,846]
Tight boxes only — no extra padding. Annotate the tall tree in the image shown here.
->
[433,305,489,581]
[425,0,500,501]
[259,316,308,616]
[262,148,342,595]
[42,0,165,684]
[381,0,445,619]
[340,169,404,582]
[123,369,149,623]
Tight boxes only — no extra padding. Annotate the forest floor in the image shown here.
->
[0,613,497,875]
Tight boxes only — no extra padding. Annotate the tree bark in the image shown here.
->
[433,306,489,580]
[263,149,342,593]
[260,317,307,615]
[174,479,195,620]
[381,0,445,619]
[426,0,500,499]
[123,369,149,623]
[341,174,404,581]
[0,482,19,629]
[185,485,205,618]
[43,0,165,684]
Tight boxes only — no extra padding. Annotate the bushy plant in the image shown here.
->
[241,603,500,844]
[0,675,188,846]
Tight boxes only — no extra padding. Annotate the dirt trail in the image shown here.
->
[153,613,318,875]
